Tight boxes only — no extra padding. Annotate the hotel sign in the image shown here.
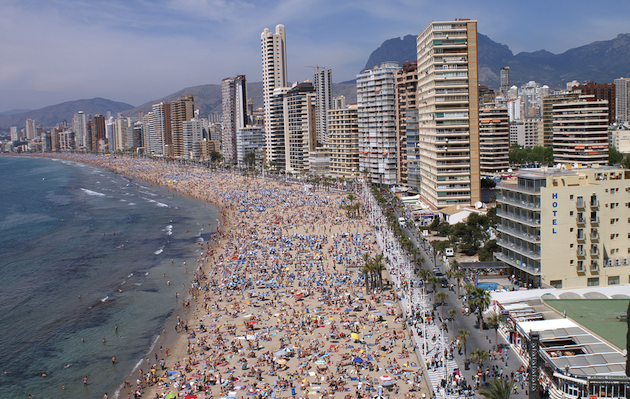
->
[552,193,558,234]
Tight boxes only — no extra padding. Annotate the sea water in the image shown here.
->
[0,156,218,398]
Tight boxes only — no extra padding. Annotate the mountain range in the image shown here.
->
[363,33,630,89]
[3,32,630,131]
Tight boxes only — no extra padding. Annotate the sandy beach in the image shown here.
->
[37,154,429,399]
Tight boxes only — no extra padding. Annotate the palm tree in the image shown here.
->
[418,269,432,286]
[448,309,457,340]
[427,276,440,303]
[451,270,465,298]
[469,287,491,332]
[371,254,386,291]
[361,264,372,293]
[478,378,514,399]
[436,291,449,320]
[457,329,470,363]
[470,348,489,368]
[486,312,503,352]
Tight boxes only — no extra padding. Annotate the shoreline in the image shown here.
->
[23,153,429,399]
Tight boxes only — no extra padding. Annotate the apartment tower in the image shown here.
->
[614,77,630,124]
[221,77,247,165]
[261,25,288,166]
[313,67,333,146]
[395,61,419,190]
[416,19,480,208]
[357,61,399,186]
[171,95,195,158]
[479,106,510,174]
[552,96,609,166]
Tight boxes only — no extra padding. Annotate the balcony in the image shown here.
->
[576,198,585,210]
[497,238,542,260]
[590,217,599,226]
[495,194,541,211]
[576,232,586,242]
[494,252,541,275]
[577,262,585,273]
[590,231,599,242]
[577,217,586,226]
[497,225,541,244]
[576,249,586,258]
[590,262,599,272]
[590,199,599,209]
[496,209,541,227]
[590,247,599,257]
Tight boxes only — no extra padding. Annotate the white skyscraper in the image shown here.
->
[261,24,288,166]
[313,67,333,146]
[10,126,18,141]
[221,75,248,165]
[183,118,204,159]
[25,119,37,140]
[416,19,480,208]
[73,111,88,147]
[357,61,399,186]
[614,77,630,124]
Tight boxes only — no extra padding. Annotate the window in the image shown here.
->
[570,195,574,200]
[608,276,620,285]
[569,211,574,216]
[587,277,599,286]
[550,280,563,289]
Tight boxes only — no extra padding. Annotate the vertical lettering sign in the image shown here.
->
[552,193,558,234]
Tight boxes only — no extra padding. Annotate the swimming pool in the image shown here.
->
[477,282,499,291]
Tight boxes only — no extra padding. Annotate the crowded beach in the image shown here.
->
[40,154,430,399]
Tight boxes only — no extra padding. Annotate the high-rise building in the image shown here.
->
[541,92,580,148]
[142,112,153,154]
[357,61,399,186]
[73,111,88,148]
[89,115,106,152]
[182,118,204,159]
[313,67,333,146]
[328,104,359,178]
[416,19,480,208]
[150,102,171,156]
[500,66,510,97]
[553,96,609,166]
[10,126,18,141]
[284,82,316,174]
[614,77,630,124]
[574,82,615,125]
[495,166,630,289]
[333,95,346,110]
[25,119,37,140]
[171,95,195,158]
[114,116,130,151]
[236,126,265,168]
[221,77,247,164]
[396,61,418,189]
[479,106,510,174]
[261,24,288,166]
[267,86,290,170]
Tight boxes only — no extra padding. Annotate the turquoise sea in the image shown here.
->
[0,156,218,398]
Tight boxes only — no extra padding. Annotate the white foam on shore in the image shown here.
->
[141,197,169,208]
[81,188,106,197]
[154,247,164,255]
[165,225,173,236]
[128,203,136,206]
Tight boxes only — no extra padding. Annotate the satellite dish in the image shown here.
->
[475,201,483,209]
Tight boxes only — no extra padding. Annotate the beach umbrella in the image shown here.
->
[165,393,177,399]
[276,359,287,365]
[379,375,392,381]
[185,395,198,399]
[382,380,395,386]
[350,333,360,340]
[352,357,364,364]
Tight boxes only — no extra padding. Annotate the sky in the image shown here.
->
[2,0,630,112]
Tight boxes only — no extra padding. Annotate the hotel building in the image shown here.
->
[495,166,630,289]
[416,19,480,208]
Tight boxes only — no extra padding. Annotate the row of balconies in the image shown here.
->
[497,238,542,260]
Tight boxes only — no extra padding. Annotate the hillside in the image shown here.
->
[0,98,133,130]
[362,33,630,89]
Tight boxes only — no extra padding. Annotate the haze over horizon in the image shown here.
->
[3,0,630,112]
